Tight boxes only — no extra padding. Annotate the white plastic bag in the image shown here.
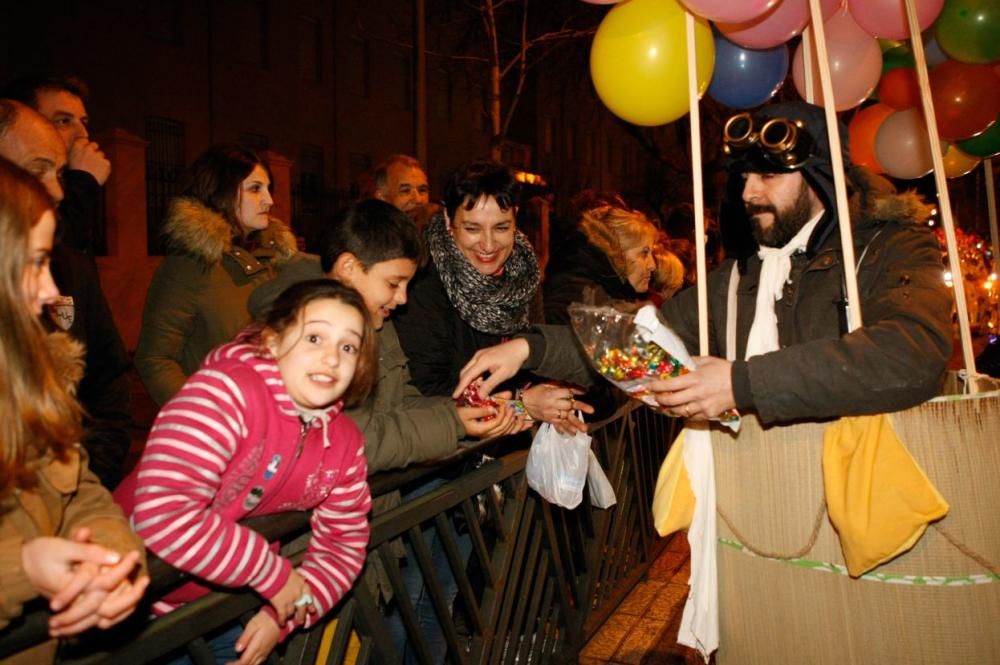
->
[525,419,592,509]
[587,450,617,509]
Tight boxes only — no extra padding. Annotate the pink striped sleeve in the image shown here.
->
[279,430,372,636]
[130,364,292,599]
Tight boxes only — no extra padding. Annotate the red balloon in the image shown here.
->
[877,67,921,110]
[930,60,1000,140]
[849,103,895,173]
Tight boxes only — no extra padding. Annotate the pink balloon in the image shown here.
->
[849,0,944,40]
[791,8,882,110]
[875,109,942,180]
[718,0,843,49]
[679,0,777,24]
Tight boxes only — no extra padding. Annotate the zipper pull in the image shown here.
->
[295,418,310,458]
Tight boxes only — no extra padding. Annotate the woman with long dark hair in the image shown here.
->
[135,144,298,405]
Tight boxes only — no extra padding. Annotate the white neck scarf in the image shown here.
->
[745,211,824,359]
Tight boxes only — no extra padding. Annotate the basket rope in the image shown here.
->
[716,501,1000,577]
[716,500,827,560]
[932,523,1000,577]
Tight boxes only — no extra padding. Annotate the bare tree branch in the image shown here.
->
[500,0,529,142]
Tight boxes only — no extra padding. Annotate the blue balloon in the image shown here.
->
[708,31,789,109]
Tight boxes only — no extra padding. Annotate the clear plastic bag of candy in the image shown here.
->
[568,303,740,432]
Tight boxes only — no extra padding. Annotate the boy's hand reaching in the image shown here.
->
[458,396,530,440]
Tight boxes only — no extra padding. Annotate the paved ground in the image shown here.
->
[580,533,711,665]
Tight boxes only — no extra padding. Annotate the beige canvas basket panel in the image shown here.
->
[711,391,1000,665]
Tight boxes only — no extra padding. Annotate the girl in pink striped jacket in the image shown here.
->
[116,280,377,664]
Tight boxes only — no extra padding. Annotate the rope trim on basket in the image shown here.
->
[716,500,827,560]
[932,523,1000,578]
[718,537,1000,586]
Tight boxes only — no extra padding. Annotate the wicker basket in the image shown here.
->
[712,380,1000,665]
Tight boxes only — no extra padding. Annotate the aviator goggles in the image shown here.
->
[723,112,817,171]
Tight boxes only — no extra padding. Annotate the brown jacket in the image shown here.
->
[0,334,144,664]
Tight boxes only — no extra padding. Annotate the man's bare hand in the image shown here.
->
[647,356,735,420]
[68,138,111,184]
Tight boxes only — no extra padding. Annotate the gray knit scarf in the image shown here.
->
[426,212,540,336]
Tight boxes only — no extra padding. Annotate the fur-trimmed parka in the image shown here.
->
[135,197,297,405]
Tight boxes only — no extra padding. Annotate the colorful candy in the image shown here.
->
[570,304,741,428]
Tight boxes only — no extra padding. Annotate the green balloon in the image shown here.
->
[957,116,1000,157]
[882,45,915,73]
[936,0,1000,64]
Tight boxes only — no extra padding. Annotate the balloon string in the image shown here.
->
[801,26,816,104]
[986,159,998,287]
[904,0,979,394]
[807,0,863,331]
[686,11,709,357]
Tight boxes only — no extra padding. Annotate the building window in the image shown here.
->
[295,144,324,218]
[395,54,413,111]
[350,38,370,99]
[349,152,372,199]
[145,116,185,256]
[297,15,322,82]
[223,0,269,68]
[239,133,270,152]
[433,69,452,121]
[472,85,485,131]
[145,0,182,45]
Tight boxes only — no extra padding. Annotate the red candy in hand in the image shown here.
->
[456,383,498,420]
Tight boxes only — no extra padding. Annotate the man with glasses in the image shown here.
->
[452,101,953,425]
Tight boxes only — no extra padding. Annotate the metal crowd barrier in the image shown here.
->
[0,403,679,664]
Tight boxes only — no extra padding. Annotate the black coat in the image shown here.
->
[393,260,541,397]
[48,242,132,489]
[58,169,103,254]
[543,231,642,325]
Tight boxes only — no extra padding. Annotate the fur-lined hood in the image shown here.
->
[163,197,297,266]
[855,169,934,228]
[47,331,85,396]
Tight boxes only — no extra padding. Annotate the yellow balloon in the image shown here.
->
[943,143,981,179]
[590,0,715,127]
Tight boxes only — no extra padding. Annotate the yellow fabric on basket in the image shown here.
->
[823,414,950,577]
[652,428,696,536]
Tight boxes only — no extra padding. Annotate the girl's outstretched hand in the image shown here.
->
[269,568,315,625]
[229,610,281,665]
